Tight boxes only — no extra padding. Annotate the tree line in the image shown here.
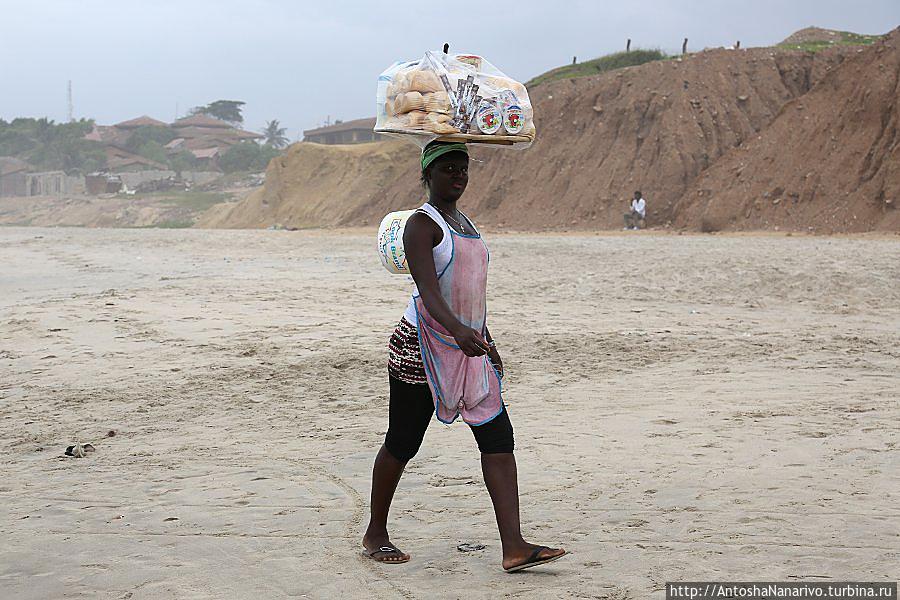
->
[0,100,290,174]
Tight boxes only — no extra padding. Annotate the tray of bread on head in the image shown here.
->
[375,50,535,148]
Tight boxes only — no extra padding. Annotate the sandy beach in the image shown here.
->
[1,227,898,599]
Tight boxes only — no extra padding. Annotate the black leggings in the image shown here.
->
[384,376,514,462]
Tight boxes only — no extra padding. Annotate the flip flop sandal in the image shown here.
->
[504,546,567,573]
[65,443,96,457]
[365,545,410,564]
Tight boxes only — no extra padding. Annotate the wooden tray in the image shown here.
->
[375,127,531,146]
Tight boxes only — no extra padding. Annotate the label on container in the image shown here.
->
[503,105,524,134]
[455,55,483,69]
[476,102,502,134]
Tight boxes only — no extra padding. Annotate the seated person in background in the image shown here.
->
[623,191,646,230]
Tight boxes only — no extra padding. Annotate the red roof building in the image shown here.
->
[105,146,168,171]
[82,114,266,172]
[114,115,169,129]
[172,114,235,129]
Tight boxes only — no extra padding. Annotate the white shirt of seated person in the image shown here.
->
[631,197,646,217]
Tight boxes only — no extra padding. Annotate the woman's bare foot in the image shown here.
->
[362,532,410,564]
[502,543,566,572]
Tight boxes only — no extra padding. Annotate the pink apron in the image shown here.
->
[414,226,503,425]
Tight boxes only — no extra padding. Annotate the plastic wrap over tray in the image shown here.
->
[375,51,535,148]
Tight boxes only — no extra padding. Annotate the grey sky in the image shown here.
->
[1,0,897,138]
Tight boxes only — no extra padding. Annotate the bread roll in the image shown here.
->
[485,77,528,104]
[431,122,458,134]
[385,111,409,127]
[395,91,425,114]
[426,111,450,123]
[406,110,427,128]
[425,112,451,130]
[407,70,443,93]
[425,112,456,134]
[392,71,411,95]
[424,91,451,113]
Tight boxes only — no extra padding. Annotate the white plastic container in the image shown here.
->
[377,209,416,274]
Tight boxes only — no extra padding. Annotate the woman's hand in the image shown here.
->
[487,346,503,379]
[452,326,490,357]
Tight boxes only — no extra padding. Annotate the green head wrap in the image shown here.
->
[421,142,468,171]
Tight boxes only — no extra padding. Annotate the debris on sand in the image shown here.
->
[64,443,96,458]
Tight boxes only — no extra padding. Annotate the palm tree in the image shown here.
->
[262,120,289,149]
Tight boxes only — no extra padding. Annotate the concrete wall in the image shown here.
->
[0,172,27,197]
[117,170,222,189]
[118,170,176,189]
[25,172,84,196]
[180,171,221,186]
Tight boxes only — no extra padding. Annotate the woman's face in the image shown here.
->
[427,152,469,202]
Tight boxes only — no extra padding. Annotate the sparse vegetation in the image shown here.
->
[126,190,231,211]
[219,141,280,173]
[140,219,195,229]
[0,118,106,172]
[526,49,668,88]
[125,126,177,163]
[159,191,232,211]
[167,150,201,173]
[777,30,881,53]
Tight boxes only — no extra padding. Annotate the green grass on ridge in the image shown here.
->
[526,49,668,88]
[777,30,882,53]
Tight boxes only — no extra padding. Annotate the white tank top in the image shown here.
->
[402,202,454,324]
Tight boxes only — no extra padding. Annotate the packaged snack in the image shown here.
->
[476,102,502,134]
[503,104,524,134]
[375,50,535,147]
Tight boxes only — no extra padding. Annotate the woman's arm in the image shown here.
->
[404,213,489,357]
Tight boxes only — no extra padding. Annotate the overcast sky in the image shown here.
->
[1,0,897,138]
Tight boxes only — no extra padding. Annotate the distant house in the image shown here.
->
[105,145,169,172]
[0,157,32,197]
[1,158,84,197]
[83,114,264,174]
[168,114,263,166]
[25,171,85,196]
[84,124,132,147]
[303,117,381,145]
[189,146,220,170]
[172,114,237,131]
[113,115,169,130]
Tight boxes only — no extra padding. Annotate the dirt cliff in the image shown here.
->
[462,45,853,230]
[197,141,419,228]
[202,33,897,232]
[673,29,899,233]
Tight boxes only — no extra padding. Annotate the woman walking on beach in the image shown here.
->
[363,141,566,572]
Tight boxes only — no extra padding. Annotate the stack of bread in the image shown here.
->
[375,51,535,146]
